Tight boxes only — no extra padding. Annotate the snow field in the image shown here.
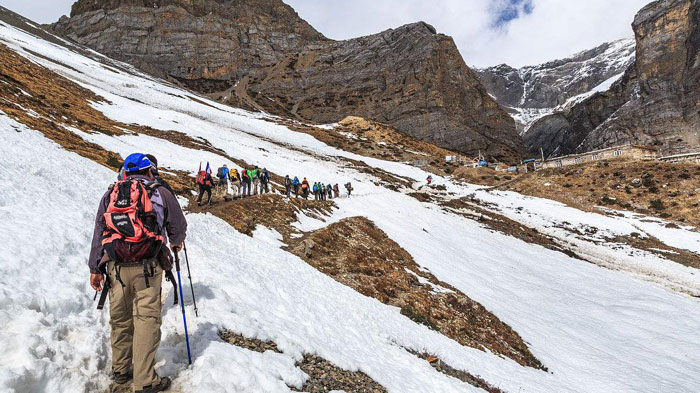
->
[1,20,700,393]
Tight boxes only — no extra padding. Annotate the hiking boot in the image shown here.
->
[135,377,171,393]
[111,370,132,384]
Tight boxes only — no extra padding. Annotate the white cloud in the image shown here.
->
[1,0,651,67]
[284,0,650,67]
[1,0,75,23]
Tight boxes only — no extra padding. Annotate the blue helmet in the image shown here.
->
[123,153,154,173]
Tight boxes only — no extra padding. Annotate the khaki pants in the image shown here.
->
[107,261,163,389]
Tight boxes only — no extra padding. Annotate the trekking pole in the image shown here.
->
[174,252,193,365]
[183,242,199,317]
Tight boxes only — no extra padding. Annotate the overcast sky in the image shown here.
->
[1,0,650,67]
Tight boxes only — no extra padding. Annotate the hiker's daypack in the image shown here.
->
[231,169,240,181]
[196,171,212,186]
[102,179,164,265]
[217,167,225,179]
[98,178,179,309]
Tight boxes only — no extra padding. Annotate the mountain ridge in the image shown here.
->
[51,0,525,162]
[524,0,700,158]
[477,38,635,134]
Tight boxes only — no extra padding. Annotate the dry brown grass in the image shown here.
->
[496,159,700,226]
[286,216,545,370]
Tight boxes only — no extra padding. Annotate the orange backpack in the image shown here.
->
[101,180,164,265]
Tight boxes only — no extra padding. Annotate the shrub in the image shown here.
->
[601,195,617,205]
[649,199,665,210]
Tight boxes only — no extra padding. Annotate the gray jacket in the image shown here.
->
[88,175,187,273]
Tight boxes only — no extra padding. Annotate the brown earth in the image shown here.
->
[407,350,506,393]
[187,193,334,238]
[285,216,545,370]
[494,159,700,227]
[219,330,387,393]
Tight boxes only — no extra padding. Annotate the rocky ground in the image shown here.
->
[407,350,505,393]
[494,159,700,227]
[219,330,387,392]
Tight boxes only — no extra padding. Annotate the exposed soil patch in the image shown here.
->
[608,234,700,269]
[440,196,583,260]
[285,216,545,370]
[219,330,387,393]
[495,159,700,227]
[0,43,126,170]
[188,193,334,239]
[407,350,506,393]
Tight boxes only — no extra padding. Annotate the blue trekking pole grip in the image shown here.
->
[174,251,193,365]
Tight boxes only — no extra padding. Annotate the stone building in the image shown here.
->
[541,145,657,169]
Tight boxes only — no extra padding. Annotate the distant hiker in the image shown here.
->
[196,168,214,206]
[301,177,310,199]
[284,175,291,197]
[312,182,319,201]
[229,167,241,198]
[216,164,229,185]
[89,153,187,393]
[326,184,333,200]
[292,176,300,198]
[251,166,260,195]
[241,167,252,196]
[426,175,433,185]
[333,183,340,198]
[260,168,270,194]
[215,164,230,201]
[345,182,353,197]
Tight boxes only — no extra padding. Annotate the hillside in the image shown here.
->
[50,0,523,162]
[1,7,700,393]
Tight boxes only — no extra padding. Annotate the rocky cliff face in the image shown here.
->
[477,39,635,133]
[53,0,326,83]
[241,22,523,162]
[52,0,523,162]
[525,0,700,158]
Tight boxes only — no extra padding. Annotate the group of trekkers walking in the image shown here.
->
[196,162,353,206]
[196,164,273,206]
[283,175,351,200]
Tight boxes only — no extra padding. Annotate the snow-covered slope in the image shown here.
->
[1,16,700,393]
[477,38,635,134]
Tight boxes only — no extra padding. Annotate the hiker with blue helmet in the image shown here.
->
[89,153,187,393]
